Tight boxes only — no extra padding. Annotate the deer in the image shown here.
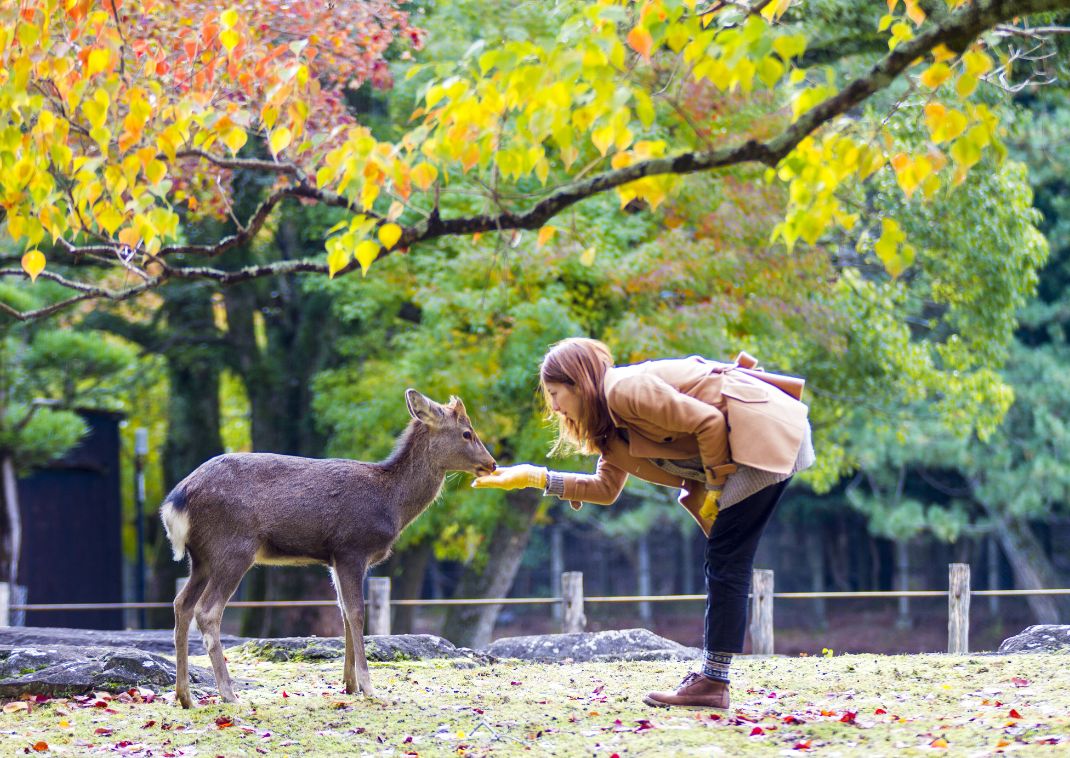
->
[160,389,496,709]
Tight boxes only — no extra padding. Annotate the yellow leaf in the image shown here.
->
[355,240,380,275]
[580,246,596,266]
[87,49,109,77]
[269,127,292,157]
[537,226,556,247]
[904,0,926,25]
[920,62,952,89]
[222,127,247,156]
[144,159,167,185]
[411,162,438,191]
[326,245,348,279]
[377,222,402,249]
[665,23,690,53]
[220,8,239,27]
[963,49,993,77]
[95,204,124,234]
[118,227,141,249]
[361,181,379,210]
[626,26,654,62]
[956,72,978,98]
[591,125,614,157]
[219,28,240,53]
[21,250,45,282]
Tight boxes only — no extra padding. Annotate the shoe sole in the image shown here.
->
[642,696,728,710]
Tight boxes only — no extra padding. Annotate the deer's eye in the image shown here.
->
[462,430,473,440]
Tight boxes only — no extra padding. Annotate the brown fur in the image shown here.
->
[162,390,495,708]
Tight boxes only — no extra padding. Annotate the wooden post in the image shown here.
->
[948,563,970,654]
[367,576,391,636]
[0,582,9,627]
[562,571,586,633]
[749,569,774,656]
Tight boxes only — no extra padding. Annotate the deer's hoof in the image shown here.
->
[177,692,194,710]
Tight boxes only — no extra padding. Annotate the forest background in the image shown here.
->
[1,0,1068,655]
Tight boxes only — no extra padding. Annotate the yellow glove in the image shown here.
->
[471,464,548,490]
[699,489,720,523]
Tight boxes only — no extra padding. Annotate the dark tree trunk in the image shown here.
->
[1,455,21,587]
[978,498,1067,623]
[441,491,541,649]
[147,285,227,627]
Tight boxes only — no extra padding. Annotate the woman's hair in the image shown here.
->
[539,337,615,456]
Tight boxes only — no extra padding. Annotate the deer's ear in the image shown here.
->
[406,389,441,425]
[449,395,467,418]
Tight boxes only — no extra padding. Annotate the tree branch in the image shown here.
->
[5,0,1068,320]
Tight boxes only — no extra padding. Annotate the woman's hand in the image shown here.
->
[471,464,548,490]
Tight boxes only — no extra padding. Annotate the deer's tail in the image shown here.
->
[160,486,190,562]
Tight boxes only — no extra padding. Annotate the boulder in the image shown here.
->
[231,634,495,666]
[998,625,1070,653]
[483,628,702,663]
[0,645,214,698]
[0,626,247,656]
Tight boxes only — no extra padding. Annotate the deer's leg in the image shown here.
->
[174,557,209,709]
[333,562,373,696]
[330,566,356,694]
[194,557,250,703]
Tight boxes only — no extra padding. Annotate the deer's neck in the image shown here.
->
[378,421,448,527]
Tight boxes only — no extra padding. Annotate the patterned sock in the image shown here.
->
[701,651,732,683]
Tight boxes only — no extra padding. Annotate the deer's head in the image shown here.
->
[405,389,496,477]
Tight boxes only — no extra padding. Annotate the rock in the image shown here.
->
[998,625,1070,653]
[232,634,495,666]
[0,627,248,656]
[231,637,345,663]
[0,645,215,698]
[483,628,702,663]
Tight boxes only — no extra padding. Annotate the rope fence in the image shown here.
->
[3,564,1060,653]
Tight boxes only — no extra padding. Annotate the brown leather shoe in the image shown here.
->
[643,671,730,709]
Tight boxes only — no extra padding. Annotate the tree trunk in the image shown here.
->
[440,491,541,648]
[146,285,226,628]
[2,455,21,586]
[385,540,434,634]
[979,499,1065,623]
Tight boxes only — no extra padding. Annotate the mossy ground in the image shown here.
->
[3,652,1067,756]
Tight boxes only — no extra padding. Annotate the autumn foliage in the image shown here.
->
[0,0,1067,319]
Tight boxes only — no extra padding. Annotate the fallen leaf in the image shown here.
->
[930,737,949,748]
[840,711,857,723]
[793,740,812,750]
[875,708,887,715]
[94,728,113,736]
[1011,677,1030,688]
[750,726,765,736]
[32,742,48,753]
[2,702,28,713]
[216,716,234,728]
[1009,709,1023,719]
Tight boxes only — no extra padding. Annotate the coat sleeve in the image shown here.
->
[609,374,735,487]
[556,456,629,505]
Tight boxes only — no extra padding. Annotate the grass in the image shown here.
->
[3,651,1068,756]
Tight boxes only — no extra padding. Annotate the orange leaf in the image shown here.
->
[32,742,48,753]
[627,26,654,62]
[930,737,948,748]
[21,251,45,282]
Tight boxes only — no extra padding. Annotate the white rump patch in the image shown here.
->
[161,501,190,561]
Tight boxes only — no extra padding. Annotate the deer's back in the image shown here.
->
[177,453,399,562]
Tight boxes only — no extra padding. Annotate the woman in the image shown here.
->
[473,337,814,709]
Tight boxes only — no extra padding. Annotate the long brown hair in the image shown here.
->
[539,337,615,456]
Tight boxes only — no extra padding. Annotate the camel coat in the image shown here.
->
[556,356,809,531]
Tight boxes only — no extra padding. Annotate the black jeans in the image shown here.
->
[704,478,791,653]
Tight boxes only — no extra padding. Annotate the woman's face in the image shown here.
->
[545,381,582,423]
